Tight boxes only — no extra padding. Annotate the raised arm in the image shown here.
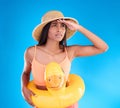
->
[58,19,109,58]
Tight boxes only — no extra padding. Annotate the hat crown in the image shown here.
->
[41,11,64,23]
[33,10,78,41]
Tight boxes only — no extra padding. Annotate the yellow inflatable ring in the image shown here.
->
[27,62,85,108]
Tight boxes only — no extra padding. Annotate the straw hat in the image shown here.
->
[32,10,78,41]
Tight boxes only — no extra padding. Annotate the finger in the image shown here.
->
[58,19,66,23]
[57,19,71,28]
[27,95,35,106]
[28,101,34,106]
[31,92,36,96]
[57,19,63,23]
[25,97,33,106]
[30,90,36,96]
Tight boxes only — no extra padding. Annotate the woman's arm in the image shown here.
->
[21,48,34,106]
[59,19,109,57]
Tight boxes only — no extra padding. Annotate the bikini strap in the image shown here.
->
[64,47,71,61]
[65,47,68,56]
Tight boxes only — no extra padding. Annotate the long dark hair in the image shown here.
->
[37,21,67,51]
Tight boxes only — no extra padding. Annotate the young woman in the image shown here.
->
[21,10,108,108]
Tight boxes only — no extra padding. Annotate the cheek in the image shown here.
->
[48,29,55,38]
[62,29,66,35]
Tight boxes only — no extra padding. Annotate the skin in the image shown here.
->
[21,19,109,107]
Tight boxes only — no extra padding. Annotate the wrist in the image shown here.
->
[77,25,83,31]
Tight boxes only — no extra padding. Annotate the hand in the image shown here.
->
[22,86,35,106]
[57,19,80,31]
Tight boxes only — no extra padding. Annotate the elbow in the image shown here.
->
[105,45,109,52]
[96,44,109,53]
[101,44,109,52]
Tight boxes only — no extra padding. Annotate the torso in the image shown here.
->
[29,45,72,89]
[33,45,69,65]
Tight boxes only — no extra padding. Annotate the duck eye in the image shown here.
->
[48,78,51,82]
[59,76,61,79]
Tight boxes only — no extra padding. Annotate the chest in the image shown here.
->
[35,50,67,65]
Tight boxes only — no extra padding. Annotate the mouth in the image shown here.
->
[55,33,63,38]
[49,85,62,90]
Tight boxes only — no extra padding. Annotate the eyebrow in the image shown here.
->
[51,21,57,24]
[51,20,66,28]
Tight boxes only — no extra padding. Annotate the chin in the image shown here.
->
[55,38,63,42]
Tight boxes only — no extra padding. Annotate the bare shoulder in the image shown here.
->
[24,45,35,63]
[66,45,86,59]
[66,45,79,60]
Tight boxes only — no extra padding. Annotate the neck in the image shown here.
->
[44,39,60,51]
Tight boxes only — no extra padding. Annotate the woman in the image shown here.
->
[21,10,108,108]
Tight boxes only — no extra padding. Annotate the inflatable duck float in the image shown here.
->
[27,62,85,108]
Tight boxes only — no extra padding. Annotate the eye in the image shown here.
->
[53,24,57,26]
[59,76,61,79]
[48,78,51,82]
[51,23,57,27]
[61,23,66,28]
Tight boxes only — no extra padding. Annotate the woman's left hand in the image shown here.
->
[57,19,79,31]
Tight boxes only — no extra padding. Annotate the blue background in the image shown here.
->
[0,0,120,108]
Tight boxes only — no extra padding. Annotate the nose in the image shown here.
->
[57,24,62,32]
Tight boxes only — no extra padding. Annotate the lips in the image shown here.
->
[55,33,63,37]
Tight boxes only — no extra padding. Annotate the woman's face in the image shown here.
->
[48,20,66,42]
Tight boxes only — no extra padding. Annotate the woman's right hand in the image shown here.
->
[22,86,35,106]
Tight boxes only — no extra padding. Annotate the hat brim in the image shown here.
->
[32,17,78,41]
